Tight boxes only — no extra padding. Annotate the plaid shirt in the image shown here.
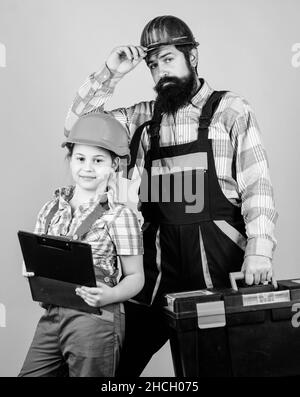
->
[34,186,143,279]
[65,66,278,259]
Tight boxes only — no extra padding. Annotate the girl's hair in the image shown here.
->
[65,142,75,158]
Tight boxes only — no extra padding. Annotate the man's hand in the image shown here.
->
[241,255,277,288]
[75,281,116,307]
[106,45,147,76]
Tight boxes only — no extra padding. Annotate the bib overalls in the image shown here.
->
[19,200,124,377]
[117,91,247,376]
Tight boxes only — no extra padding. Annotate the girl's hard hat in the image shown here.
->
[62,111,130,162]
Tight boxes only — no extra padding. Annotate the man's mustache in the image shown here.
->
[154,76,183,93]
[153,71,196,116]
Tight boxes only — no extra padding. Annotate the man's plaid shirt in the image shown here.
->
[65,66,278,259]
[34,186,143,279]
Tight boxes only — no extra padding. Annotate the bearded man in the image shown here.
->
[65,15,278,376]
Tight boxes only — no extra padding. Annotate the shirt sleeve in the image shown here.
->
[232,98,278,259]
[64,65,153,180]
[108,206,144,256]
[64,65,136,137]
[33,200,57,235]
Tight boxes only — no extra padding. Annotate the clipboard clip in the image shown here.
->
[37,235,71,251]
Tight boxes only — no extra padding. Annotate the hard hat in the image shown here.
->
[62,111,130,162]
[140,15,199,52]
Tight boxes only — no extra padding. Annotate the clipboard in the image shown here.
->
[18,230,100,314]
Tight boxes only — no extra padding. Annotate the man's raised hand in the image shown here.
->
[105,45,147,76]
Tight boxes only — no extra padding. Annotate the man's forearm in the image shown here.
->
[64,65,123,135]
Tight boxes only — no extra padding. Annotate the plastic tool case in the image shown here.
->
[164,273,300,377]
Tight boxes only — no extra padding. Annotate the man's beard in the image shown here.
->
[153,70,197,117]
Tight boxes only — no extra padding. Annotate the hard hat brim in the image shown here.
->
[61,137,130,160]
[145,40,199,52]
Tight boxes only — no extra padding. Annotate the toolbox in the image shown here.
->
[164,273,300,377]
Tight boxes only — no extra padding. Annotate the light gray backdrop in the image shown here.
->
[0,0,299,377]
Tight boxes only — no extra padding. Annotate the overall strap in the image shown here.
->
[73,200,117,288]
[44,197,109,240]
[44,201,59,234]
[72,201,109,240]
[127,120,152,179]
[127,108,163,178]
[198,90,228,144]
[148,112,163,157]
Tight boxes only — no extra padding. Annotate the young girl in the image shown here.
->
[19,112,144,377]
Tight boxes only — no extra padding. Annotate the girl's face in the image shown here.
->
[70,144,118,193]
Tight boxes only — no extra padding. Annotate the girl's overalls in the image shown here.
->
[19,200,124,377]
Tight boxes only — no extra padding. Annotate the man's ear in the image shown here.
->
[189,48,198,68]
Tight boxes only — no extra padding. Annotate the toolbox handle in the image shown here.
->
[229,272,245,291]
[229,271,273,291]
[229,272,290,307]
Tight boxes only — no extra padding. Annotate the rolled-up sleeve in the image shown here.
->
[64,65,125,136]
[233,99,278,259]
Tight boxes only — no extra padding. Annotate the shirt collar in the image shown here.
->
[54,186,115,212]
[54,186,74,210]
[191,78,214,108]
[77,190,110,212]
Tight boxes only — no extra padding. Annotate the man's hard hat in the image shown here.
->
[62,111,130,162]
[140,15,199,53]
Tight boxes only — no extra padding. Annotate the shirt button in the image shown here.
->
[73,234,78,240]
[104,277,110,283]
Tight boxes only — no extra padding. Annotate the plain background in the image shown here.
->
[0,0,299,377]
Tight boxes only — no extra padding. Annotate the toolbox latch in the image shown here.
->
[196,301,226,329]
